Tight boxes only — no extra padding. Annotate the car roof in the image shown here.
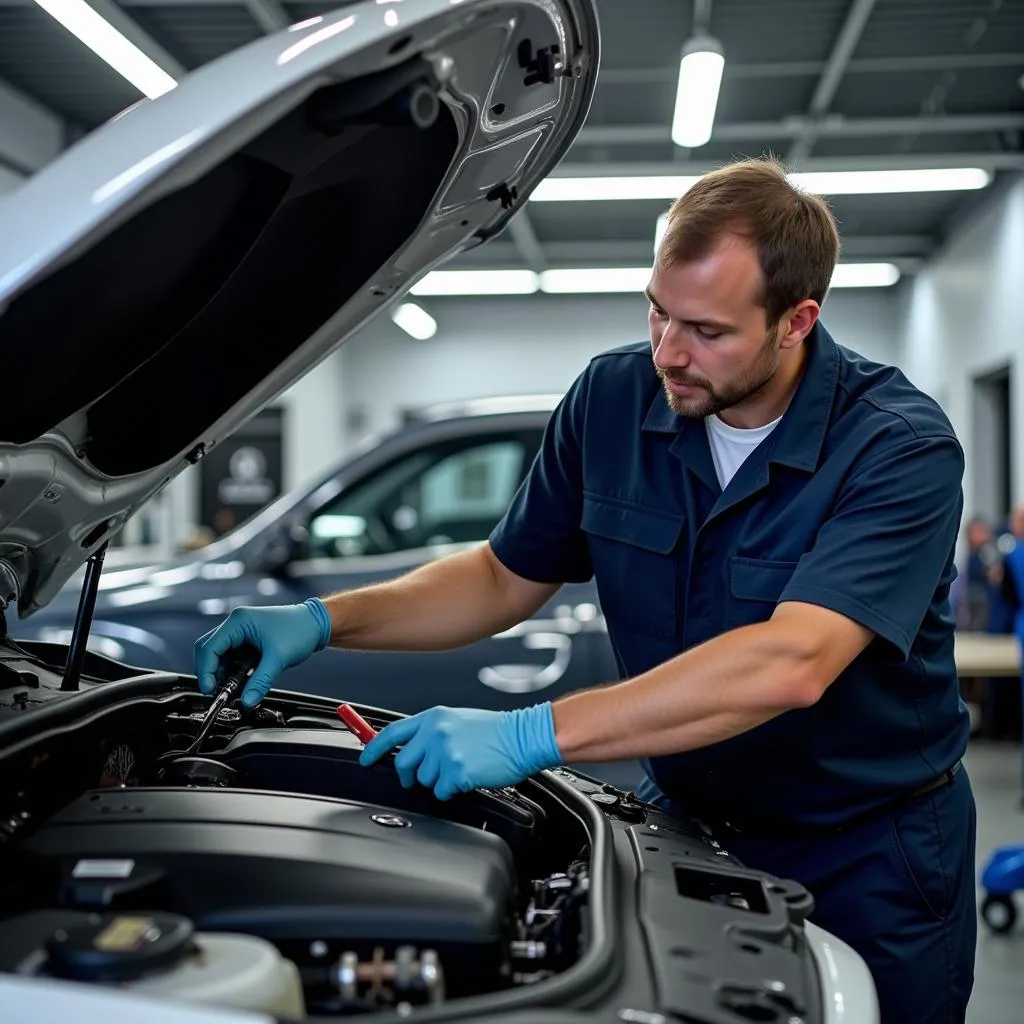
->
[412,394,563,422]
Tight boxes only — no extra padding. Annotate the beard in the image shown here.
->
[658,327,780,419]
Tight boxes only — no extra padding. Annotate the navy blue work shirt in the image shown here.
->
[488,322,970,829]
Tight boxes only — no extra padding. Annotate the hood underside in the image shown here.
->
[0,0,599,616]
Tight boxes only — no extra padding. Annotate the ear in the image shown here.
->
[778,300,820,350]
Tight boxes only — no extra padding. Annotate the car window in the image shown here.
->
[304,436,533,560]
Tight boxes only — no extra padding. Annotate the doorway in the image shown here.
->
[971,365,1012,526]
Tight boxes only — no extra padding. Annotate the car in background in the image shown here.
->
[13,396,638,787]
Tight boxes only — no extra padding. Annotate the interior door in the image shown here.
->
[276,428,600,715]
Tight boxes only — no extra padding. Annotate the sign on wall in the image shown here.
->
[200,407,284,536]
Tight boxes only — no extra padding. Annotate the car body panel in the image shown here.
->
[0,0,599,616]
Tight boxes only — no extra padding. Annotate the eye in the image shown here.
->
[650,305,668,319]
[695,325,722,340]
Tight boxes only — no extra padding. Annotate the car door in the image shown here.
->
[276,425,605,716]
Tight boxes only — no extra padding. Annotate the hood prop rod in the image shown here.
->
[61,542,108,691]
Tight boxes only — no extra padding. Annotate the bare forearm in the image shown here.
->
[323,545,557,652]
[551,619,821,762]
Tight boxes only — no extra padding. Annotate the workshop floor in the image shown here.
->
[966,739,1024,1024]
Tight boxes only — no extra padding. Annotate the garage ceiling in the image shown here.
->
[0,0,1022,274]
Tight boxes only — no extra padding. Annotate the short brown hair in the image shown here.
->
[658,156,841,327]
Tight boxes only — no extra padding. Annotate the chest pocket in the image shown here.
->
[726,557,799,629]
[582,495,685,640]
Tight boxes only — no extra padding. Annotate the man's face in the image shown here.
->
[647,233,786,420]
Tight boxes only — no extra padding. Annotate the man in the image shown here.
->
[196,157,976,1023]
[954,515,995,631]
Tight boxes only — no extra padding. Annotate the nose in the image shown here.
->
[652,320,691,371]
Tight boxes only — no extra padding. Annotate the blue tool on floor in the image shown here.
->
[979,844,1024,933]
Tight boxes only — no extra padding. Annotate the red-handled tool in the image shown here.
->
[337,703,378,745]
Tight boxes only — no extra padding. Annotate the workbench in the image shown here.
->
[955,632,1020,678]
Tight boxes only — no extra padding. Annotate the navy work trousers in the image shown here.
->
[645,766,978,1023]
[712,768,978,1024]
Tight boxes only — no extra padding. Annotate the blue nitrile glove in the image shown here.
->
[358,703,564,801]
[193,600,332,707]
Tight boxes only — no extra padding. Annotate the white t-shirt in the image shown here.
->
[705,412,783,490]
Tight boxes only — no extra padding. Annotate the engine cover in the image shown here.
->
[14,787,517,992]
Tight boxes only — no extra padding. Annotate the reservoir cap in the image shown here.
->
[45,911,195,982]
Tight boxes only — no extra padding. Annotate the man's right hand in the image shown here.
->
[194,599,332,707]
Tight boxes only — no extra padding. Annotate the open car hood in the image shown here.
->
[0,0,599,617]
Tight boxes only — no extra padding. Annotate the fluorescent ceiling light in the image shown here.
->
[32,0,177,99]
[532,175,701,202]
[792,168,991,194]
[542,264,902,293]
[829,263,901,288]
[540,268,654,294]
[672,37,725,148]
[410,270,539,296]
[390,302,438,340]
[531,167,991,202]
[403,263,901,298]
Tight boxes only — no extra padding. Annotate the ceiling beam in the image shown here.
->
[0,74,65,172]
[575,52,1024,85]
[242,0,289,33]
[86,0,186,79]
[550,152,1024,177]
[786,0,878,163]
[505,210,547,271]
[456,235,937,266]
[840,52,1024,76]
[576,113,1024,147]
[0,149,31,178]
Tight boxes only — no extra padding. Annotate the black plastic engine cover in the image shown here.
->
[207,726,547,865]
[15,787,517,992]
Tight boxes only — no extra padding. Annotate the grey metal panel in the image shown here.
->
[128,5,266,69]
[830,65,1024,119]
[710,0,853,64]
[0,7,140,125]
[855,0,1024,59]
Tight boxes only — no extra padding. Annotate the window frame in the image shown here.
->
[291,427,543,570]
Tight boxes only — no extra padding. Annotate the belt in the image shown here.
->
[912,758,961,798]
[710,760,962,840]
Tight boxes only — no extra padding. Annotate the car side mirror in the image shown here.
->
[252,520,305,575]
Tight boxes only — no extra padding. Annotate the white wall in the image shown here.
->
[895,174,1024,518]
[339,288,899,444]
[275,348,348,492]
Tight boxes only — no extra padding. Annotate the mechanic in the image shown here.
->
[196,157,976,1023]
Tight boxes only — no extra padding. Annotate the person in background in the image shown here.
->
[997,502,1024,800]
[956,516,995,631]
[954,515,1016,739]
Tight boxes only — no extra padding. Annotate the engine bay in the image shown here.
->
[0,636,843,1024]
[0,676,606,1018]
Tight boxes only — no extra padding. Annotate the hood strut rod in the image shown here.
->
[61,542,108,691]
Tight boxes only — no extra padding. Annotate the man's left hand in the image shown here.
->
[358,703,563,800]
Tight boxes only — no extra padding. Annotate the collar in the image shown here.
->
[642,320,840,478]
